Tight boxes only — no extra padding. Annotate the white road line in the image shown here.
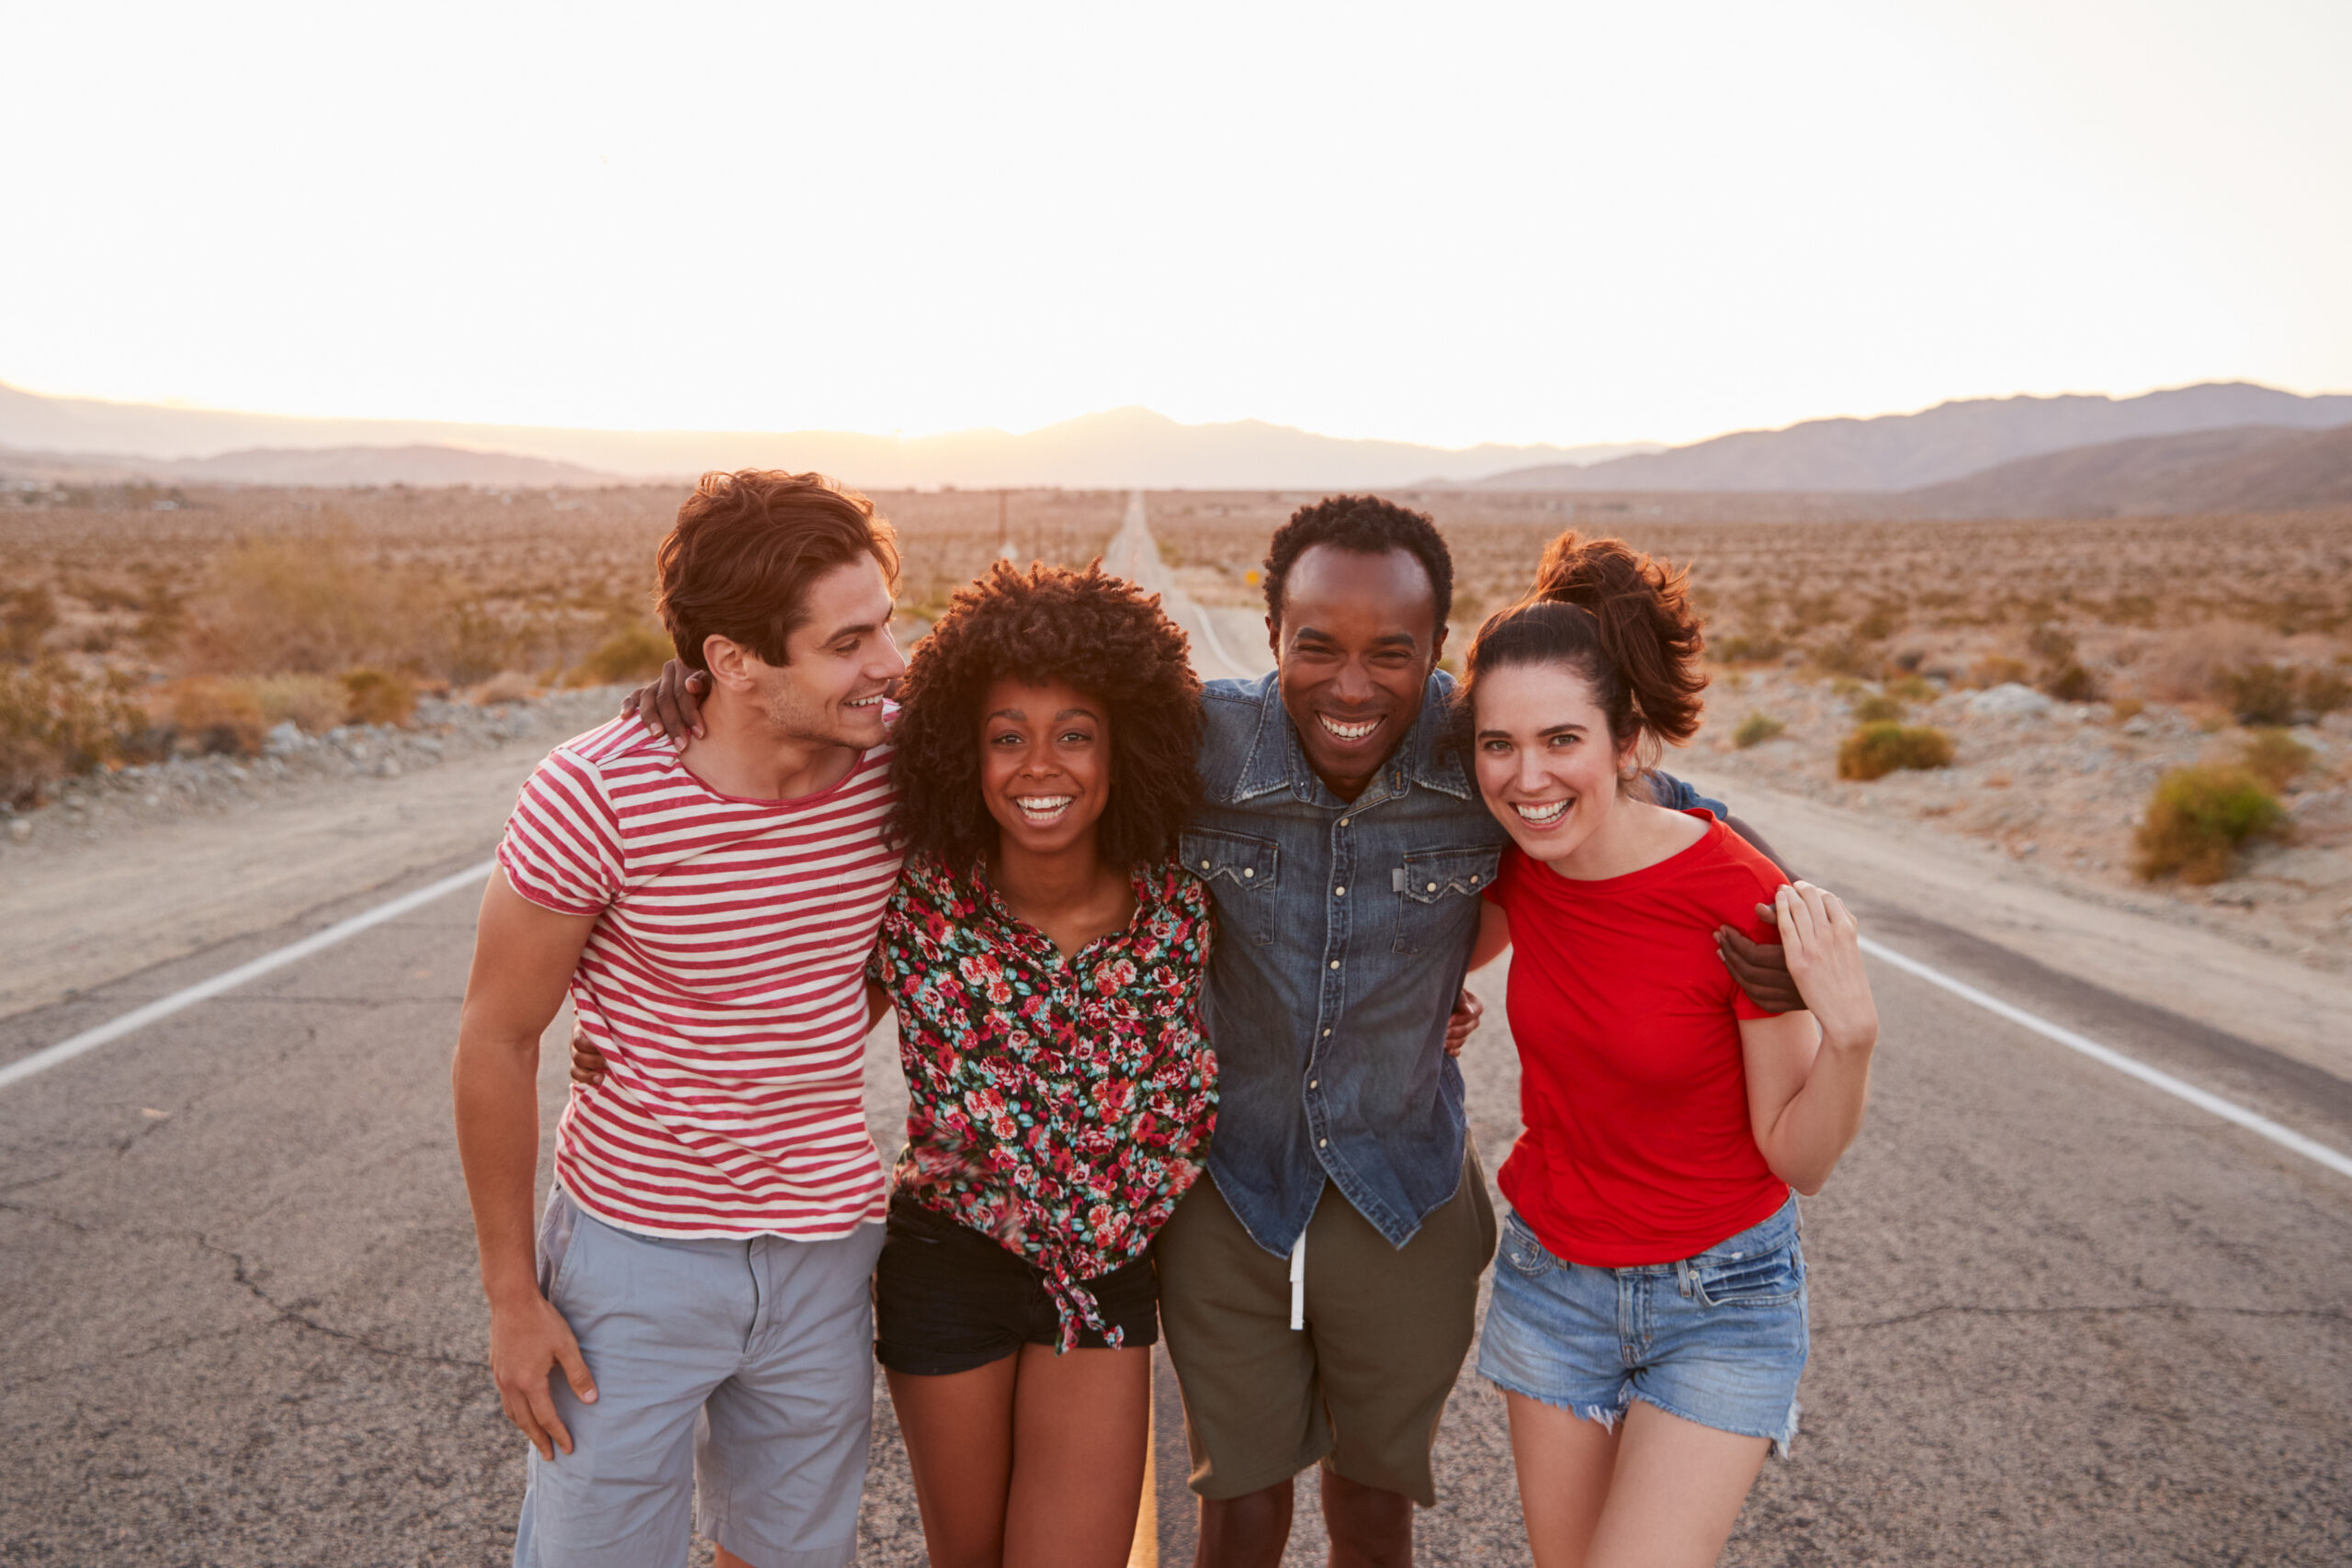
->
[0,860,496,1094]
[1860,934,2352,1181]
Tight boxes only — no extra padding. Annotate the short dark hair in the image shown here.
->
[655,469,900,672]
[889,561,1204,871]
[1261,494,1453,634]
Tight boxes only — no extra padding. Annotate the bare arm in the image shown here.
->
[452,872,601,1459]
[1468,901,1511,972]
[1737,882,1879,1195]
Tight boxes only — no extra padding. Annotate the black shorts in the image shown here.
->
[874,1191,1159,1376]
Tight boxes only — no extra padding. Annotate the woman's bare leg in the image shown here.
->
[1001,1341,1153,1568]
[887,1357,1021,1568]
[1584,1400,1769,1568]
[1503,1391,1623,1568]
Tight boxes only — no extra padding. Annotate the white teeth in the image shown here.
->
[845,695,883,708]
[1513,800,1569,826]
[1014,795,1073,822]
[1317,715,1379,741]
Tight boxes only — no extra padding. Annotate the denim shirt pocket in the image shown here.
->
[1390,846,1501,954]
[1180,829,1281,948]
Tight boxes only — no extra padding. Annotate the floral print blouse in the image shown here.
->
[872,852,1217,1349]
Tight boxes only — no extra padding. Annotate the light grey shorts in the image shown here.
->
[513,1186,886,1568]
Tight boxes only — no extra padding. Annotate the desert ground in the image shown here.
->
[6,482,2347,1001]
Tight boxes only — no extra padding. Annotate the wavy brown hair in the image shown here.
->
[1457,531,1708,775]
[656,469,900,672]
[890,560,1204,869]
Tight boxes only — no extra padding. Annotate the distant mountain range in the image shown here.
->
[3,378,2347,515]
[0,383,1648,490]
[0,442,621,489]
[1903,423,2352,517]
[1474,382,2352,492]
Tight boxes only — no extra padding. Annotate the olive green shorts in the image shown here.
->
[1156,1145,1498,1506]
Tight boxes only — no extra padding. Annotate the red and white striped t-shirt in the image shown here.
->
[497,715,899,1240]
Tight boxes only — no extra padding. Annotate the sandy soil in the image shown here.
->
[1692,670,2352,975]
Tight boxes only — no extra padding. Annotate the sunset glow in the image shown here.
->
[2,0,2346,448]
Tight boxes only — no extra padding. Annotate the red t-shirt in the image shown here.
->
[1485,810,1792,1267]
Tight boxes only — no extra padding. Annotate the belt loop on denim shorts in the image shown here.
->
[1674,1258,1696,1299]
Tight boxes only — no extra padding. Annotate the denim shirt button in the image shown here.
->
[1334,885,1345,896]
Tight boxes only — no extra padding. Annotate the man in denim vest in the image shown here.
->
[1155,495,1794,1567]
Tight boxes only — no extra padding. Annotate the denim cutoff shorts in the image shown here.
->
[1476,1192,1807,1456]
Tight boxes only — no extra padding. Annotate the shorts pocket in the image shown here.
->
[1500,1212,1555,1280]
[537,1188,588,1304]
[1690,1240,1804,1308]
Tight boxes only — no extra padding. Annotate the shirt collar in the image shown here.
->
[1230,669,1474,806]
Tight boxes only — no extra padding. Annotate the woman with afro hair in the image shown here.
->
[584,559,1218,1566]
[867,560,1216,1568]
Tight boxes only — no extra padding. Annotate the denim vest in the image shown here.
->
[1185,670,1725,1258]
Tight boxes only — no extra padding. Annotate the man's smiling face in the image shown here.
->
[1268,543,1446,801]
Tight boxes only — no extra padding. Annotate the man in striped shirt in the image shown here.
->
[453,470,907,1568]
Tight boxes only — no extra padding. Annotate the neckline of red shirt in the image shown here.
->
[1521,807,1727,897]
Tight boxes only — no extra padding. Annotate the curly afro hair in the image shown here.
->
[1261,494,1453,634]
[889,560,1204,870]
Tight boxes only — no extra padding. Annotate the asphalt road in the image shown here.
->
[5,504,2349,1564]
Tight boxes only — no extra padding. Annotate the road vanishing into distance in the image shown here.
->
[4,496,2348,1565]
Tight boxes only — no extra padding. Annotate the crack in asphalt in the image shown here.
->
[1826,1301,2350,1333]
[0,1197,486,1384]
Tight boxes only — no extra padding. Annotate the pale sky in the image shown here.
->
[2,1,2346,450]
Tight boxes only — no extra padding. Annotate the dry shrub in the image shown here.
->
[2133,765,2284,883]
[2240,729,2315,792]
[2139,624,2275,704]
[1808,637,1882,679]
[4,586,61,662]
[2220,662,2349,726]
[576,624,673,686]
[1851,693,1905,724]
[183,532,443,676]
[167,678,266,755]
[1837,722,1954,781]
[1734,713,1786,749]
[0,659,144,806]
[341,669,416,728]
[252,674,347,734]
[469,671,536,705]
[2041,662,2102,702]
[1965,654,2030,690]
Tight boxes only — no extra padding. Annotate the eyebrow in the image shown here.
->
[821,618,883,645]
[1292,625,1419,650]
[987,706,1102,724]
[1476,720,1589,740]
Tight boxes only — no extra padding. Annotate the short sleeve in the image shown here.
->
[1727,862,1791,1021]
[1650,769,1730,821]
[497,750,623,917]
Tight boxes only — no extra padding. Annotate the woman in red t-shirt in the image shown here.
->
[1459,532,1881,1568]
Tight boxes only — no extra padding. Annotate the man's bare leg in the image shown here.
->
[1195,1477,1294,1568]
[1321,1468,1412,1568]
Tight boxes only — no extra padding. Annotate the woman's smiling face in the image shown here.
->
[978,674,1113,858]
[1471,660,1634,864]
